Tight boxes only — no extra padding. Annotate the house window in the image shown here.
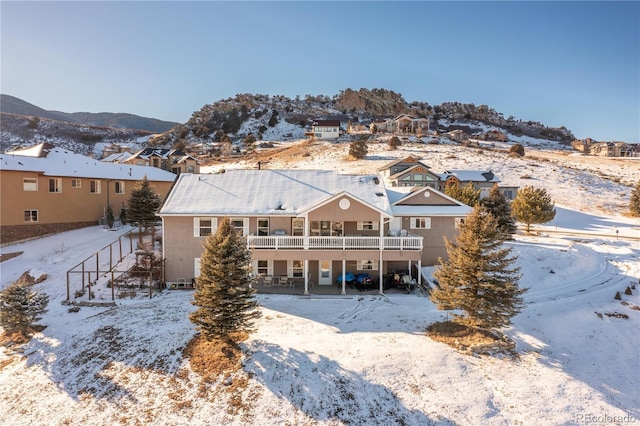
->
[114,181,125,194]
[71,179,81,188]
[357,221,379,231]
[187,165,195,173]
[257,218,269,236]
[292,218,304,236]
[230,218,249,236]
[24,210,38,222]
[413,174,423,181]
[410,217,431,229]
[90,180,101,194]
[194,217,217,237]
[257,260,269,276]
[357,260,378,270]
[49,178,62,193]
[332,221,343,236]
[23,178,38,191]
[288,260,304,278]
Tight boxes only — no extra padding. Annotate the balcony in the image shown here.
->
[247,235,422,251]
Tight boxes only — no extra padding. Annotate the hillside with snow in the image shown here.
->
[1,137,639,425]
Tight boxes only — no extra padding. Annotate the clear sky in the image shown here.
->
[1,1,638,142]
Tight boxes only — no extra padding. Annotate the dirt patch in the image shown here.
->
[0,325,46,349]
[426,321,516,356]
[183,333,248,382]
[0,252,23,263]
[14,271,48,286]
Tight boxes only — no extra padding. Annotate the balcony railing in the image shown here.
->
[247,235,422,251]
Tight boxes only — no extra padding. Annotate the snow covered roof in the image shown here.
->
[159,170,392,216]
[439,169,500,183]
[1,146,177,182]
[386,186,472,216]
[101,152,133,163]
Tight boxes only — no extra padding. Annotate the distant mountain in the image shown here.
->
[0,94,180,133]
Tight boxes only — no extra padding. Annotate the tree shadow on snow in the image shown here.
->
[243,340,456,425]
[20,297,194,404]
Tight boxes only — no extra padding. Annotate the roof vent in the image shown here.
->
[375,192,384,197]
[373,177,380,185]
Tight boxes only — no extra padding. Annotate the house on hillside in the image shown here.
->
[100,144,133,160]
[123,148,200,174]
[0,143,177,244]
[439,169,517,200]
[379,157,440,188]
[590,142,638,157]
[369,115,430,135]
[475,129,508,142]
[307,120,341,140]
[158,170,471,294]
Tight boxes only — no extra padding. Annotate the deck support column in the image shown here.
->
[341,259,346,295]
[304,260,309,295]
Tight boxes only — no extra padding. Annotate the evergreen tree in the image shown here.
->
[0,281,49,336]
[127,177,162,241]
[511,185,556,233]
[444,181,480,207]
[189,218,261,340]
[630,181,640,217]
[481,184,517,236]
[106,205,115,228]
[431,205,525,329]
[388,136,401,150]
[349,138,368,159]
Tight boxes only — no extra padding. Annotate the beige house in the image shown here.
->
[158,170,471,294]
[1,143,176,244]
[123,148,200,174]
[369,115,430,135]
[379,157,441,188]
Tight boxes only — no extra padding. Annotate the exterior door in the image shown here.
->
[319,260,332,285]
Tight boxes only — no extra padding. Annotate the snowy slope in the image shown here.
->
[1,141,639,425]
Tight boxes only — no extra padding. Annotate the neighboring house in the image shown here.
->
[439,169,519,200]
[379,156,440,188]
[100,144,133,160]
[368,115,430,135]
[0,143,177,244]
[158,170,471,294]
[123,148,200,174]
[475,129,508,142]
[590,142,638,157]
[445,129,467,142]
[308,120,341,140]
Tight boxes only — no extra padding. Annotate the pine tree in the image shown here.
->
[481,184,517,236]
[444,181,480,207]
[431,205,525,329]
[106,205,115,228]
[0,281,49,336]
[388,136,401,150]
[511,185,556,233]
[630,181,640,217]
[349,138,368,159]
[189,218,261,340]
[127,177,162,241]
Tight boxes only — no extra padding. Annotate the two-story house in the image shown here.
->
[438,169,518,200]
[308,120,341,140]
[379,157,441,188]
[158,169,471,295]
[123,148,200,174]
[1,143,176,244]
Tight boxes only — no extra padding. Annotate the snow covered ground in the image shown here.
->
[1,141,639,425]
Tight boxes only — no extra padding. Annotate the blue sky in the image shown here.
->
[2,1,638,142]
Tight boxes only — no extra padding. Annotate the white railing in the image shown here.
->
[247,235,422,250]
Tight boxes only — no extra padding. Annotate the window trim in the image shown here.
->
[24,209,38,222]
[114,180,125,194]
[90,180,101,194]
[410,217,431,229]
[71,179,81,188]
[357,260,378,270]
[194,217,218,237]
[357,221,379,231]
[49,178,62,193]
[23,178,38,192]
